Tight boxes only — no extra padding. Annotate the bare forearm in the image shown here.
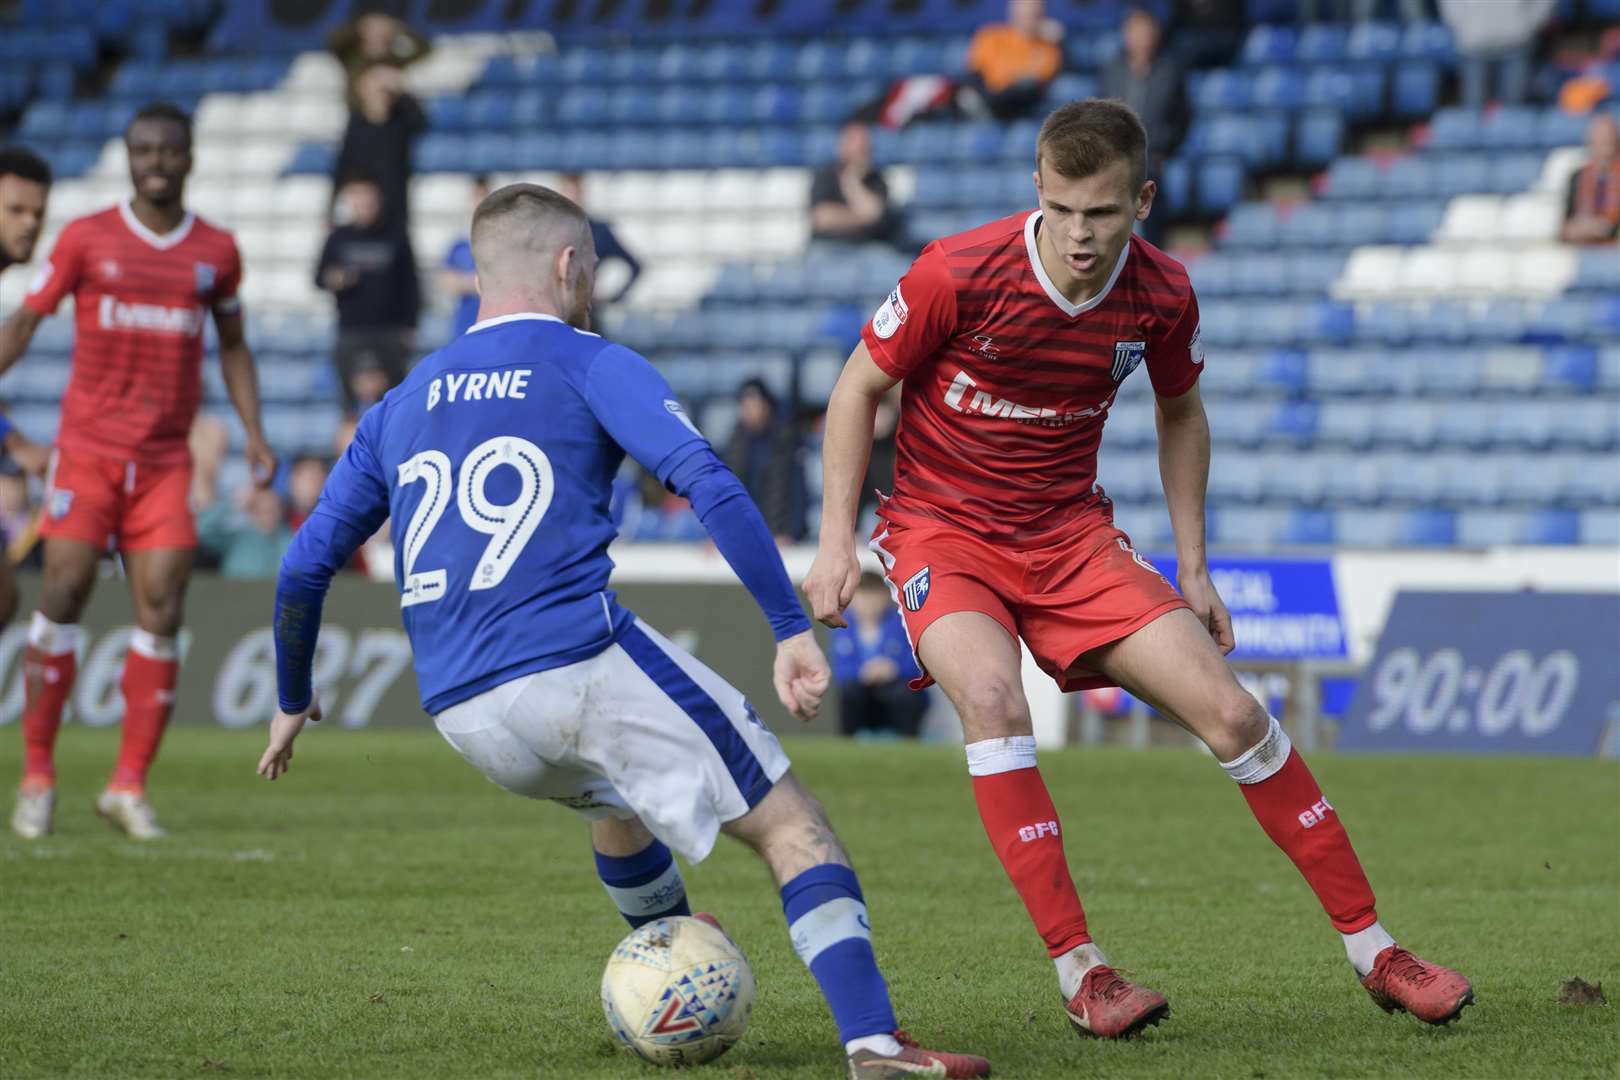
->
[1156,407,1211,569]
[0,309,41,379]
[838,173,884,224]
[220,345,266,438]
[811,203,866,233]
[818,378,880,542]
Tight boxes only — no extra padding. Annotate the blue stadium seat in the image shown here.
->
[1046,72,1098,104]
[1295,109,1344,167]
[1390,62,1440,118]
[1538,107,1589,150]
[1189,69,1250,112]
[1318,401,1375,447]
[1579,511,1620,544]
[1398,509,1458,546]
[1197,157,1246,214]
[1158,156,1192,214]
[1241,24,1297,65]
[1383,155,1434,199]
[1348,21,1402,62]
[1387,201,1445,244]
[1428,109,1483,150]
[1219,202,1278,247]
[1400,21,1456,62]
[1482,107,1539,150]
[1542,345,1599,392]
[1322,157,1381,200]
[1490,153,1544,194]
[1433,154,1490,198]
[1298,24,1350,64]
[1520,509,1581,545]
[1280,509,1336,545]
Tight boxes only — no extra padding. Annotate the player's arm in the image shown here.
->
[258,410,391,779]
[214,309,277,487]
[0,306,42,380]
[0,413,48,476]
[584,346,827,721]
[804,342,896,628]
[1153,304,1224,660]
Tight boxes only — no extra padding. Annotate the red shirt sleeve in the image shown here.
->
[213,233,243,316]
[1146,288,1204,399]
[23,220,87,316]
[859,242,958,380]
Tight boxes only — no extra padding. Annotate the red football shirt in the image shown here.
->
[860,210,1203,547]
[25,202,242,466]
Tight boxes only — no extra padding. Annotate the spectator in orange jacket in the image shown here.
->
[961,0,1064,121]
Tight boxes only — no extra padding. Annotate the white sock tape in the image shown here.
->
[1219,715,1292,785]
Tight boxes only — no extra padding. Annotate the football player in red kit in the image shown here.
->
[805,100,1472,1037]
[0,103,275,839]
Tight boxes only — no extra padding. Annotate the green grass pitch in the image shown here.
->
[4,728,1615,1078]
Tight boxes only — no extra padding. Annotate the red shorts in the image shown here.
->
[41,447,196,551]
[870,509,1187,692]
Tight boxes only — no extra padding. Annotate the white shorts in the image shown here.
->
[431,619,791,863]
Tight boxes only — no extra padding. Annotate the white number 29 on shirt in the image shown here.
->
[394,435,554,608]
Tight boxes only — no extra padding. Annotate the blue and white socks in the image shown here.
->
[595,840,691,927]
[781,864,902,1057]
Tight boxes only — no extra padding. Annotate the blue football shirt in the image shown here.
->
[311,312,710,713]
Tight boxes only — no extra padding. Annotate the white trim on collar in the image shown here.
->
[1023,210,1130,318]
[118,200,195,251]
[466,311,599,337]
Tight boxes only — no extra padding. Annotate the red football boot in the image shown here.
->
[1361,946,1474,1025]
[845,1030,991,1079]
[1063,965,1170,1038]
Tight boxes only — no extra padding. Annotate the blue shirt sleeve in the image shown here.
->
[582,344,709,485]
[0,412,14,444]
[274,406,392,712]
[664,447,812,642]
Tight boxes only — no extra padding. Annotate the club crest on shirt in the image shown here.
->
[98,259,121,282]
[47,487,74,521]
[871,285,909,340]
[194,262,216,295]
[901,565,930,611]
[1110,339,1147,382]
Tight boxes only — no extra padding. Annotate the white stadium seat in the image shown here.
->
[1436,194,1503,244]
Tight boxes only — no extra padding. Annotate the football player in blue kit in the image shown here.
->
[257,184,988,1080]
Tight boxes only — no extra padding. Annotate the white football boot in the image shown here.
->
[95,789,167,840]
[11,785,55,839]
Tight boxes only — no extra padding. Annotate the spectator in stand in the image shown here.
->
[333,60,425,239]
[328,11,431,102]
[196,486,294,582]
[960,0,1064,122]
[810,121,903,248]
[1100,6,1187,245]
[1300,0,1429,21]
[1168,0,1247,70]
[555,173,642,304]
[316,174,421,412]
[285,455,330,530]
[1438,0,1557,111]
[1563,114,1620,245]
[724,378,807,543]
[830,573,927,739]
[440,175,491,339]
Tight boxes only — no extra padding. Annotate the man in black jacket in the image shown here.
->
[315,174,420,411]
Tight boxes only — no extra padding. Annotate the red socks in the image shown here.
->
[108,631,179,792]
[967,737,1091,957]
[1225,717,1377,933]
[21,614,80,787]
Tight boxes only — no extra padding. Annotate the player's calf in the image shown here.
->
[592,817,692,928]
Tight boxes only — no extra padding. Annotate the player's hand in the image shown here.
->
[257,696,321,781]
[803,541,861,628]
[4,434,48,477]
[1179,568,1235,655]
[245,434,278,488]
[772,630,831,722]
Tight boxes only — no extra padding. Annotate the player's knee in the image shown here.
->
[135,593,185,637]
[954,677,1030,737]
[1212,693,1270,761]
[38,579,89,624]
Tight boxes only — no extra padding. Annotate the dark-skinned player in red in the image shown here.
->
[0,104,276,840]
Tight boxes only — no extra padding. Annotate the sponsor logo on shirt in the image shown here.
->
[663,398,704,437]
[97,295,204,336]
[901,565,930,611]
[870,285,908,340]
[942,368,1110,428]
[47,487,74,520]
[1189,324,1205,367]
[1110,339,1146,382]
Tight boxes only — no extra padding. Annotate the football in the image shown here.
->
[600,916,755,1067]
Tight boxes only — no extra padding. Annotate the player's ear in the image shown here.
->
[1135,179,1156,221]
[553,244,575,287]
